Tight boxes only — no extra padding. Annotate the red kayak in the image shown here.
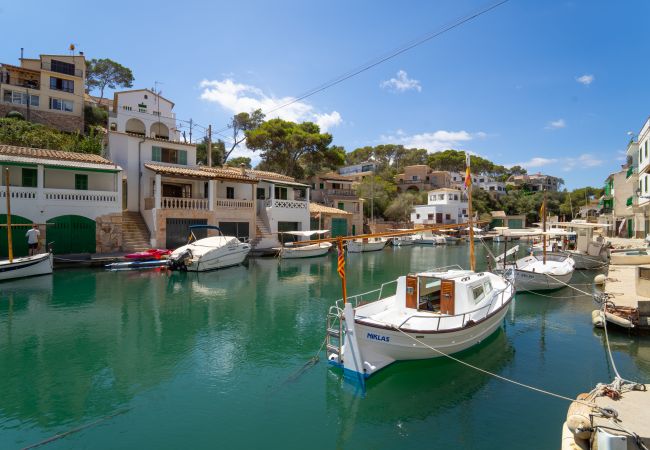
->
[125,249,171,261]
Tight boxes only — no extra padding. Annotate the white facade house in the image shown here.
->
[0,144,122,255]
[107,89,179,141]
[411,188,469,226]
[450,171,506,195]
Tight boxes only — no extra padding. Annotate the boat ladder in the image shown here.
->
[326,306,343,363]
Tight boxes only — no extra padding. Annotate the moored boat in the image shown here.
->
[169,225,251,272]
[610,249,650,265]
[347,237,388,253]
[414,231,446,245]
[391,234,415,246]
[275,230,333,259]
[125,248,171,261]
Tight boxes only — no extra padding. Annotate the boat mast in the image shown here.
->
[4,168,13,263]
[542,189,547,265]
[466,152,475,271]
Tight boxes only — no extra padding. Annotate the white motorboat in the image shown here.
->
[0,252,53,282]
[414,231,446,245]
[275,230,332,258]
[326,266,514,378]
[392,235,415,246]
[169,225,250,272]
[347,237,388,253]
[0,168,54,282]
[501,250,575,291]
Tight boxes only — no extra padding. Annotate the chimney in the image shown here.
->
[79,51,84,56]
[20,48,24,59]
[239,163,246,175]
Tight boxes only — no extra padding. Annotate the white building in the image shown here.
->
[0,144,122,255]
[411,188,469,225]
[108,89,179,140]
[450,171,506,195]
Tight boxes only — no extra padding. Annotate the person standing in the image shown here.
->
[26,224,40,256]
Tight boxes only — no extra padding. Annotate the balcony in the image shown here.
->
[265,199,307,209]
[0,73,40,90]
[44,189,118,205]
[215,198,254,209]
[325,188,356,197]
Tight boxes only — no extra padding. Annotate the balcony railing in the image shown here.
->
[215,198,254,209]
[44,189,118,204]
[0,73,40,90]
[626,165,637,179]
[0,186,37,200]
[325,189,356,197]
[265,199,308,209]
[160,196,208,210]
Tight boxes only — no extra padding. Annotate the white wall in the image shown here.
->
[109,90,179,140]
[216,181,254,200]
[44,169,115,191]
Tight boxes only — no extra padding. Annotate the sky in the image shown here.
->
[2,0,649,189]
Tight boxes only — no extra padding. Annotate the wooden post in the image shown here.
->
[468,187,475,271]
[542,190,547,265]
[5,168,13,263]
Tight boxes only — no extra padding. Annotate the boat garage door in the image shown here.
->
[219,222,250,241]
[0,214,32,257]
[331,218,348,237]
[48,215,96,254]
[278,221,300,242]
[508,219,523,229]
[166,218,207,249]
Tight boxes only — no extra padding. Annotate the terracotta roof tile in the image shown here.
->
[145,163,257,182]
[244,169,295,182]
[201,166,258,182]
[0,144,114,165]
[309,203,352,215]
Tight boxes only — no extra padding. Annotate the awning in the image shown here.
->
[281,230,330,236]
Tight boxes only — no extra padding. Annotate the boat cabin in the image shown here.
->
[399,271,495,316]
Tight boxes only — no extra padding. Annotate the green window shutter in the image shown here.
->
[21,168,37,187]
[338,202,345,210]
[75,174,88,190]
[152,146,162,162]
[178,150,187,165]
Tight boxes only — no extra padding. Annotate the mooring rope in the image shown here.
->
[283,336,328,384]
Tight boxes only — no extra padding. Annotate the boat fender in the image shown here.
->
[591,310,604,328]
[566,394,593,440]
[594,274,606,285]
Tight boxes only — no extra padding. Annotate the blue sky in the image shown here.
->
[3,0,649,188]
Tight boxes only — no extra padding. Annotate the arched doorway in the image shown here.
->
[125,118,146,135]
[150,122,169,139]
[0,214,33,257]
[48,215,96,254]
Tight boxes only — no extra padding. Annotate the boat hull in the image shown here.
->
[279,243,331,259]
[0,253,53,281]
[347,241,386,253]
[184,246,250,272]
[511,267,573,291]
[568,251,608,269]
[347,300,511,376]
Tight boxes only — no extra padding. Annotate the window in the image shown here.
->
[151,146,187,165]
[462,209,467,215]
[3,90,39,106]
[319,182,324,189]
[226,187,235,199]
[49,97,73,112]
[454,194,459,200]
[256,188,266,199]
[75,174,88,190]
[50,59,76,76]
[416,214,420,219]
[445,213,451,220]
[438,194,444,200]
[49,77,74,93]
[412,175,418,181]
[472,284,485,304]
[274,186,288,200]
[338,202,345,210]
[428,213,434,220]
[22,168,37,187]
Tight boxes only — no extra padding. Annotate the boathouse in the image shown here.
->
[0,144,122,256]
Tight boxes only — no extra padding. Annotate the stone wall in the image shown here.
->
[0,104,84,133]
[96,213,123,253]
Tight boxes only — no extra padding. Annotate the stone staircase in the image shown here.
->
[122,211,151,252]
[250,217,278,250]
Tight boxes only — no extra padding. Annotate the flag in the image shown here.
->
[539,201,545,219]
[337,239,346,280]
[464,152,472,190]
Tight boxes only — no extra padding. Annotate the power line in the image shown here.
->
[208,0,509,139]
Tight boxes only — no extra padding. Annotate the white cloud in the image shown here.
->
[616,150,626,162]
[380,70,422,93]
[562,154,603,171]
[199,78,342,131]
[576,74,594,85]
[379,129,484,152]
[545,119,566,130]
[515,157,559,169]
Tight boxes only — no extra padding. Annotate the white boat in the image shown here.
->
[275,230,333,258]
[169,225,250,272]
[0,252,53,282]
[546,222,610,269]
[503,252,575,291]
[0,168,54,282]
[326,267,514,378]
[414,232,447,245]
[347,237,388,253]
[392,235,415,246]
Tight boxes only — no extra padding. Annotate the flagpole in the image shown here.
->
[5,168,14,263]
[542,189,547,265]
[337,238,347,304]
[465,153,475,271]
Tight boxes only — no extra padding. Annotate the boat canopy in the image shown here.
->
[281,230,329,236]
[464,226,484,232]
[189,225,222,232]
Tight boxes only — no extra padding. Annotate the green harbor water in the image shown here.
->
[1,244,649,449]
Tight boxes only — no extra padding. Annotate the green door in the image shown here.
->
[331,218,348,237]
[508,219,523,229]
[0,214,33,257]
[628,219,634,238]
[48,215,96,254]
[490,218,504,229]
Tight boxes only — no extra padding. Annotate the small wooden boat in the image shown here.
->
[275,230,332,258]
[0,168,53,282]
[391,235,415,246]
[347,237,388,253]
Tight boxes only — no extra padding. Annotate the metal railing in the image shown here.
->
[41,61,83,77]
